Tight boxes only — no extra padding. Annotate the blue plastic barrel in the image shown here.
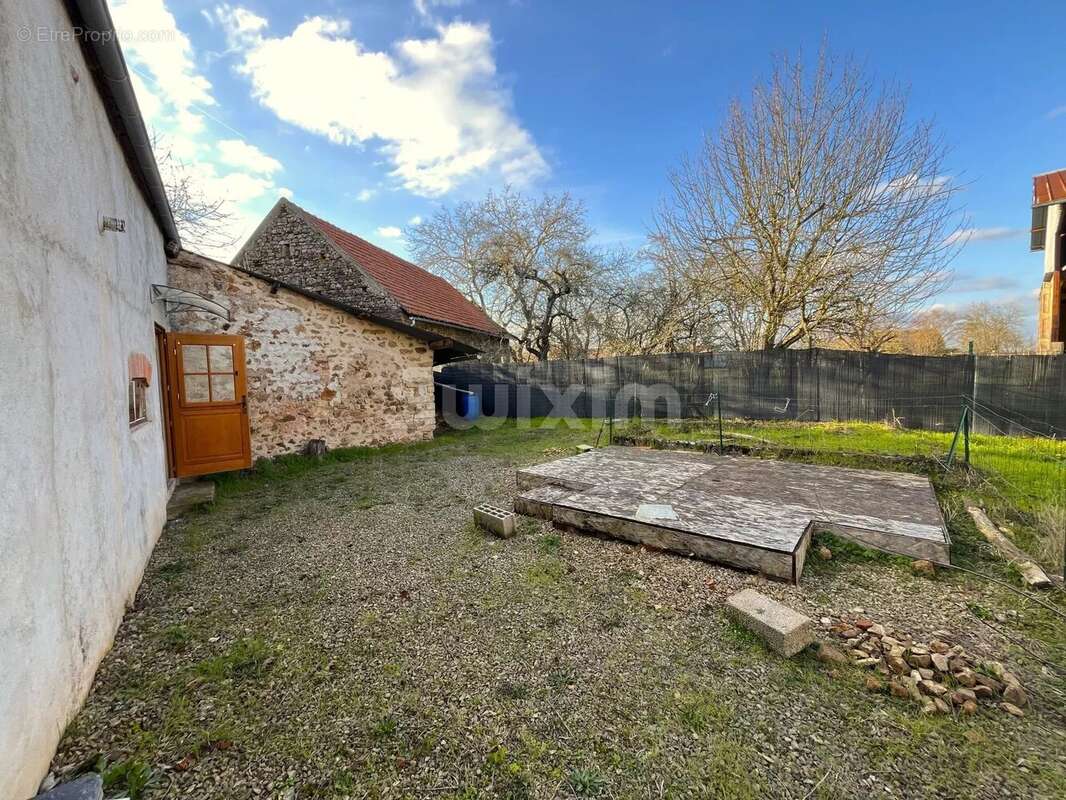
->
[457,391,480,420]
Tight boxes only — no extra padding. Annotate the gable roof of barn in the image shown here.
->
[241,198,506,338]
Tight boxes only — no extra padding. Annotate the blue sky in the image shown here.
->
[112,0,1062,330]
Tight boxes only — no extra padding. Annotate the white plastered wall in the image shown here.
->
[0,2,172,795]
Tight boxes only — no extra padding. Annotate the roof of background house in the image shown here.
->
[1033,169,1066,207]
[168,250,478,365]
[282,201,505,338]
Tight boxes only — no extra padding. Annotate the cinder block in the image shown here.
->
[725,588,814,657]
[474,503,517,539]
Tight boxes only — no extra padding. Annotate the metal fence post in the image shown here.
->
[717,393,724,454]
[963,401,971,467]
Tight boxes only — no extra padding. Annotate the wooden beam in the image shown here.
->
[966,506,1051,589]
[427,338,455,350]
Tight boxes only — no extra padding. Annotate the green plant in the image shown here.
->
[194,637,272,682]
[98,757,155,800]
[568,767,606,796]
[371,715,397,739]
[160,624,191,652]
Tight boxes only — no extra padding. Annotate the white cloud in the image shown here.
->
[376,226,403,238]
[112,0,214,126]
[111,0,287,259]
[944,227,1024,245]
[408,215,423,225]
[217,139,283,174]
[355,188,377,202]
[414,0,468,19]
[216,6,547,196]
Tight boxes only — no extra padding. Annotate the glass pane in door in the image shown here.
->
[184,374,211,403]
[182,345,208,373]
[210,374,236,401]
[208,345,233,373]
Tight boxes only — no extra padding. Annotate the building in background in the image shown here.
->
[235,198,510,360]
[168,250,477,461]
[1032,169,1066,353]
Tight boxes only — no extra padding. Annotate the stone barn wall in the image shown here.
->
[169,260,435,459]
[236,201,404,322]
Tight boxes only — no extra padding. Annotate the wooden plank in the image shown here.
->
[966,506,1051,589]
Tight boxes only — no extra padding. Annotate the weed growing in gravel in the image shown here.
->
[157,558,191,582]
[568,767,607,796]
[159,623,191,652]
[98,756,155,800]
[524,557,565,587]
[194,637,273,683]
[540,532,561,554]
[371,715,397,740]
[675,689,732,732]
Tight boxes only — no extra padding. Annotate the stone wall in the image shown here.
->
[169,260,436,459]
[236,202,404,322]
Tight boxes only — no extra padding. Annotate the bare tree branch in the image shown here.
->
[652,45,961,350]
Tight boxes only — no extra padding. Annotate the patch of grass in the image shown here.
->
[524,557,565,588]
[719,621,762,653]
[160,623,192,652]
[497,680,529,700]
[540,532,562,554]
[194,637,273,683]
[354,494,388,510]
[157,558,191,582]
[675,689,731,732]
[807,531,913,575]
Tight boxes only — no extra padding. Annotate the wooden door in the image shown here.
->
[167,333,252,477]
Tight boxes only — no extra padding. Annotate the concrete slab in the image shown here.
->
[166,481,216,521]
[514,446,949,581]
[725,589,814,656]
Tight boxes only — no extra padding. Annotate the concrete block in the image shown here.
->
[474,503,517,539]
[725,589,814,657]
[166,481,216,521]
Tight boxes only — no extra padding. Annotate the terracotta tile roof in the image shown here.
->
[1034,169,1066,206]
[300,209,505,337]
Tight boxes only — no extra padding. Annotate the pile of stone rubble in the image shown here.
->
[817,616,1029,717]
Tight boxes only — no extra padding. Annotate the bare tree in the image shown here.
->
[408,189,606,361]
[958,301,1030,354]
[652,46,960,350]
[152,132,237,252]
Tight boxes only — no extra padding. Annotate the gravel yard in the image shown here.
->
[54,422,1065,799]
